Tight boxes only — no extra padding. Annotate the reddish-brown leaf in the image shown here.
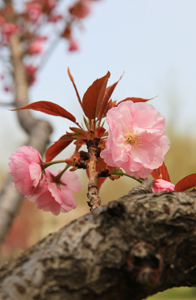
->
[151,162,171,182]
[82,72,110,119]
[95,72,111,118]
[97,76,121,119]
[95,126,106,138]
[12,101,76,123]
[175,174,196,192]
[117,97,154,106]
[67,68,82,107]
[103,99,117,117]
[45,134,74,162]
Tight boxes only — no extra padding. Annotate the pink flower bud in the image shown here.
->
[151,179,175,192]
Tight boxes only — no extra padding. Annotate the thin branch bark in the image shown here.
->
[0,34,53,243]
[0,189,196,300]
[86,139,101,211]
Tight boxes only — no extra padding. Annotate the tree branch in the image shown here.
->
[1,189,196,299]
[0,34,53,243]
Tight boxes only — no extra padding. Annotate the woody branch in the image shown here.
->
[86,138,101,211]
[1,189,196,300]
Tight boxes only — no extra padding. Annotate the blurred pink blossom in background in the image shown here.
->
[68,39,79,51]
[28,40,43,55]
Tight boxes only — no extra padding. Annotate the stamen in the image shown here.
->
[125,130,141,146]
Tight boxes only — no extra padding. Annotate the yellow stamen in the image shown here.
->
[125,130,140,146]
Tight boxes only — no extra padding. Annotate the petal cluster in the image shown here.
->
[151,179,175,192]
[9,146,81,215]
[100,101,170,179]
[28,169,81,216]
[9,146,44,196]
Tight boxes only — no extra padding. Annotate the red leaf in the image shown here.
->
[117,97,155,106]
[151,162,171,182]
[82,72,110,119]
[97,75,122,119]
[95,126,106,138]
[67,68,82,108]
[12,101,76,123]
[175,174,196,192]
[103,99,117,117]
[45,134,74,162]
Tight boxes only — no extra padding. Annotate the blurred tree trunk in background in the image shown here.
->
[0,33,53,244]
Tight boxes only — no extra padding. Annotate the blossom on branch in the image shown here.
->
[69,0,91,19]
[28,40,43,55]
[28,169,81,215]
[25,64,37,86]
[26,2,43,21]
[9,146,45,196]
[68,39,79,51]
[151,179,175,192]
[1,23,18,44]
[100,101,170,179]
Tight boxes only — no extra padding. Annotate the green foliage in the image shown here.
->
[165,126,196,185]
[147,287,196,299]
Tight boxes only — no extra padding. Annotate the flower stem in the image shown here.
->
[110,171,144,184]
[42,160,67,169]
[55,165,70,182]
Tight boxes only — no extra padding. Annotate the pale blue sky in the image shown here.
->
[1,0,196,167]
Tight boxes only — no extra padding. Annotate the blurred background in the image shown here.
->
[1,0,196,298]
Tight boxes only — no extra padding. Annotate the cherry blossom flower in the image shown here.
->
[25,64,37,85]
[26,3,43,21]
[68,39,79,51]
[9,146,45,196]
[100,101,170,179]
[28,41,43,55]
[151,179,175,192]
[1,23,18,44]
[69,0,91,19]
[28,169,81,215]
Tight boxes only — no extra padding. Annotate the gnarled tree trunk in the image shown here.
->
[0,188,196,300]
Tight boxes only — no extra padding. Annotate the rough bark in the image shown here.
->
[0,188,196,300]
[0,34,53,243]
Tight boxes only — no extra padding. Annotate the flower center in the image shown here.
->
[125,130,140,146]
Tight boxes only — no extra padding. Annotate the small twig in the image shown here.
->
[86,139,101,211]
